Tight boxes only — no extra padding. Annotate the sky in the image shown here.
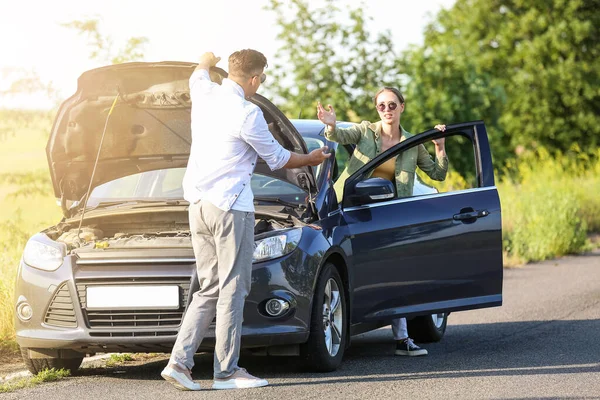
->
[0,0,455,108]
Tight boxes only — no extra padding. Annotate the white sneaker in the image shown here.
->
[161,365,201,391]
[212,368,269,389]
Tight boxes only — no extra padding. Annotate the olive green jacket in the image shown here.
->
[326,121,448,201]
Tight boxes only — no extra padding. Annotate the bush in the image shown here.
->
[569,149,600,233]
[504,186,587,262]
[499,147,599,263]
[0,212,30,343]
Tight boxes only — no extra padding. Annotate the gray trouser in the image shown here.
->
[169,200,254,378]
[391,317,408,340]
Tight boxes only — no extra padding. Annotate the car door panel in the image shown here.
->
[344,188,501,322]
[340,122,502,324]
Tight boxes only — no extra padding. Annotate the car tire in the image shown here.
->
[407,313,448,343]
[20,347,84,375]
[301,263,347,372]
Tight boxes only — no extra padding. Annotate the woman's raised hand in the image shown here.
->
[317,102,337,127]
[432,124,446,147]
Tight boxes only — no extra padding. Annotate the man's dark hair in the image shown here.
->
[228,49,268,78]
[373,87,405,105]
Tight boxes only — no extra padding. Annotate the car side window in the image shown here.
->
[304,137,326,177]
[413,133,478,197]
[359,132,478,200]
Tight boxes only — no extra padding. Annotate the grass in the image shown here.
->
[0,112,62,354]
[498,147,600,264]
[0,368,70,393]
[105,353,135,367]
[0,340,20,364]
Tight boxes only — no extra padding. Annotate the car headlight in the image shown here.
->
[253,228,302,263]
[22,234,66,271]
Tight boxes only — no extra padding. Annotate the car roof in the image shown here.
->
[291,119,326,140]
[291,119,354,141]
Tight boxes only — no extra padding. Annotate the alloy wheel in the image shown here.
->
[432,313,446,329]
[322,278,343,357]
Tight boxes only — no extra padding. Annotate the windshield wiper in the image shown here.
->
[253,196,305,210]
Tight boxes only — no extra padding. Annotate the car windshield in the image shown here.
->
[85,136,324,209]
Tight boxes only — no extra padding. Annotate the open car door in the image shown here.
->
[339,121,503,323]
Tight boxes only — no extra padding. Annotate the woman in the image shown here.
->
[316,87,448,356]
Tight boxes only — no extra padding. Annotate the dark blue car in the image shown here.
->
[15,62,502,374]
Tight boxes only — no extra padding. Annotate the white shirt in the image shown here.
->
[182,69,291,212]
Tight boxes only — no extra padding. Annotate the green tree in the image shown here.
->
[397,5,511,173]
[401,0,600,166]
[265,0,401,122]
[61,18,148,64]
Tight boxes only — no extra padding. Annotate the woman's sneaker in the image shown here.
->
[161,364,201,391]
[212,368,268,389]
[395,338,428,356]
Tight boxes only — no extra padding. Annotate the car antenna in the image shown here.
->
[74,90,120,247]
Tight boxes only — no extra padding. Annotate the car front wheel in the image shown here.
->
[20,347,84,375]
[407,313,448,343]
[301,263,347,372]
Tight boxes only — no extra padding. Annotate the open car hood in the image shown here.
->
[47,61,316,202]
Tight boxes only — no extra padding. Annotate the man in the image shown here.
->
[161,50,330,391]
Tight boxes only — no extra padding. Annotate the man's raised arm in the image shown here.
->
[189,52,222,98]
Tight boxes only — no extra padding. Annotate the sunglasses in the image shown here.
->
[257,73,266,84]
[376,101,399,112]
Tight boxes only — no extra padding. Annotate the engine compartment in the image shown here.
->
[44,209,301,253]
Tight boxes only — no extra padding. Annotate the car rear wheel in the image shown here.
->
[407,313,448,343]
[20,347,84,375]
[301,263,347,372]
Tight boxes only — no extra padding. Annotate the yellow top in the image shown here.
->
[371,157,396,182]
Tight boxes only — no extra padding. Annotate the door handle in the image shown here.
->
[453,209,489,221]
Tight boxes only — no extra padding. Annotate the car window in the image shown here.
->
[87,168,306,207]
[160,168,186,195]
[350,132,478,200]
[304,137,325,177]
[414,134,477,196]
[87,135,322,208]
[334,145,350,181]
[88,170,183,204]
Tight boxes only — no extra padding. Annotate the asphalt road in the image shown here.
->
[5,250,599,399]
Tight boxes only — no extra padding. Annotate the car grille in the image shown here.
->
[75,278,191,329]
[89,331,178,337]
[44,282,77,328]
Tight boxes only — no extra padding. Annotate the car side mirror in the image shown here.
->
[347,177,395,206]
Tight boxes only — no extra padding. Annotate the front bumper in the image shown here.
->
[14,247,316,353]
